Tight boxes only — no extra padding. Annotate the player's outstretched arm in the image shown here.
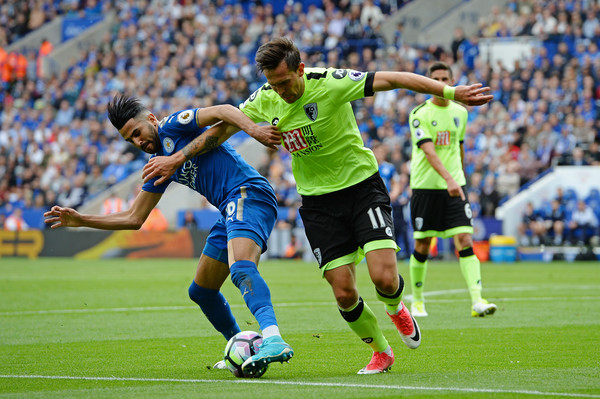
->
[195,104,280,149]
[142,117,278,186]
[372,71,493,106]
[44,190,162,230]
[142,121,230,185]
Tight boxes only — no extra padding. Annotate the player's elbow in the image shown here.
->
[215,104,237,118]
[129,215,147,230]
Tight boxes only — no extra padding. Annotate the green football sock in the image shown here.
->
[410,252,428,302]
[339,298,389,352]
[459,252,482,305]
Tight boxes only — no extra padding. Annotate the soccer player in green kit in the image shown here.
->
[408,61,497,318]
[142,38,492,374]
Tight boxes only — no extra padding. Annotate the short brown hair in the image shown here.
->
[427,61,453,79]
[255,37,301,73]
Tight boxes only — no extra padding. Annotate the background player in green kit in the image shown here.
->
[408,61,497,318]
[142,38,493,374]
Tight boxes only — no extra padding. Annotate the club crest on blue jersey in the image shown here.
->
[163,137,175,153]
[304,103,318,121]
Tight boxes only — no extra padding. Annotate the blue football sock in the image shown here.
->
[188,281,240,341]
[230,260,278,331]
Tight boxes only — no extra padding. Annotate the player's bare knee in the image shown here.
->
[455,233,473,250]
[373,277,398,296]
[334,288,359,309]
[369,263,399,293]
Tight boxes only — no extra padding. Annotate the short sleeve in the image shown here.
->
[326,69,374,106]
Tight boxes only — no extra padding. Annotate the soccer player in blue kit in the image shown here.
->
[44,95,293,372]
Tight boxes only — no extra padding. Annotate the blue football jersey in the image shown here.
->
[142,109,275,214]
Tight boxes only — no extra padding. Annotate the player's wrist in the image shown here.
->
[175,150,189,163]
[442,85,455,101]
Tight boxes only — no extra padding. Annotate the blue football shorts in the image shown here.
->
[203,185,277,264]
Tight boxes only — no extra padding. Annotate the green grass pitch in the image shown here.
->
[1,257,599,398]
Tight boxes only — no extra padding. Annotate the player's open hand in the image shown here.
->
[454,83,493,106]
[143,155,181,186]
[44,206,81,228]
[247,124,281,150]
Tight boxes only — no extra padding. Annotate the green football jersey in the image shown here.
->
[239,67,378,196]
[409,99,468,190]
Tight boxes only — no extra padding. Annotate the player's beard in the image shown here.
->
[144,124,161,153]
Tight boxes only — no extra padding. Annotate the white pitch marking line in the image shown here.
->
[1,286,599,317]
[0,374,599,398]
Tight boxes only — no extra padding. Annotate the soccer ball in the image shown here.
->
[223,331,268,378]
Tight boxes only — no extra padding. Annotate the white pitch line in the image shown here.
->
[0,374,598,398]
[1,284,600,317]
[0,303,332,317]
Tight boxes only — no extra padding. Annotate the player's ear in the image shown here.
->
[297,62,305,77]
[147,112,158,125]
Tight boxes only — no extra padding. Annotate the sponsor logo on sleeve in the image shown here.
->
[177,110,193,125]
[415,128,425,140]
[349,70,366,81]
[332,69,347,79]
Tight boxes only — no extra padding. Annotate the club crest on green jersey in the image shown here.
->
[304,103,318,121]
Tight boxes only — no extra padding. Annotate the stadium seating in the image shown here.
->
[1,0,599,238]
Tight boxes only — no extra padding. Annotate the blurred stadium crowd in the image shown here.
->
[1,0,599,245]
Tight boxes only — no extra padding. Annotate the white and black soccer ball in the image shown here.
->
[223,331,267,378]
